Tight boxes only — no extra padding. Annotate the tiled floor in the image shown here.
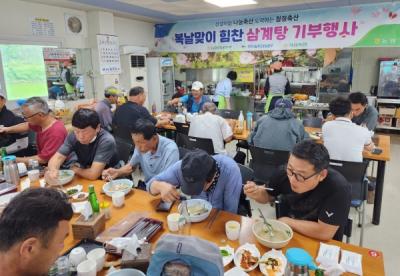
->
[227,135,399,275]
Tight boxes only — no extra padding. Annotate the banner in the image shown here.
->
[155,2,400,53]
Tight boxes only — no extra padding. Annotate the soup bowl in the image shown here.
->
[252,219,293,249]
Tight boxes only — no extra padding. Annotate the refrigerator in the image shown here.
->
[147,57,175,112]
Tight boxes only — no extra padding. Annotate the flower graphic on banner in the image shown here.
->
[272,50,282,57]
[239,52,256,64]
[200,52,209,60]
[176,53,189,65]
[306,49,317,57]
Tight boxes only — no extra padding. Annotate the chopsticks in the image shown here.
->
[207,209,220,229]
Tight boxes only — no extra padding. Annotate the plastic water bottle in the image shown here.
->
[238,110,244,131]
[3,156,20,186]
[246,111,253,130]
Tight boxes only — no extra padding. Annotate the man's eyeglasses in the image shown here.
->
[286,166,321,182]
[22,112,41,119]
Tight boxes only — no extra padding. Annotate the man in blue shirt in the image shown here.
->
[102,118,179,183]
[147,149,242,214]
[168,81,210,113]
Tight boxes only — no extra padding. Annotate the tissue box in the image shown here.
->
[379,107,396,116]
[121,243,152,272]
[72,212,106,240]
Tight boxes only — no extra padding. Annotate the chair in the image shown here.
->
[249,146,290,184]
[236,113,263,163]
[176,133,215,155]
[302,117,323,128]
[217,109,240,119]
[115,137,134,165]
[329,159,369,246]
[173,122,190,135]
[237,164,254,217]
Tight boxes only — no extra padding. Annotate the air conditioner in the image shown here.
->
[120,54,149,108]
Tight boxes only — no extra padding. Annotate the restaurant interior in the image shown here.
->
[0,0,398,275]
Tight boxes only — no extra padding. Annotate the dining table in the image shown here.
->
[305,127,391,226]
[52,177,385,275]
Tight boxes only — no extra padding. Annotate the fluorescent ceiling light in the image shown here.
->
[204,0,257,8]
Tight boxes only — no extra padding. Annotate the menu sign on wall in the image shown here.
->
[155,2,400,52]
[96,34,121,75]
[31,17,55,37]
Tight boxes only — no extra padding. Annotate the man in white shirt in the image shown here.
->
[188,102,233,154]
[322,97,374,162]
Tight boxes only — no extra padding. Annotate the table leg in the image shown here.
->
[372,161,386,225]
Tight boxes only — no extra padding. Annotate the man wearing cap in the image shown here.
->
[264,56,291,112]
[249,98,308,151]
[96,86,122,132]
[147,149,242,214]
[0,93,29,156]
[168,81,211,113]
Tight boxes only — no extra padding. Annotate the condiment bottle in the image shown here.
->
[88,185,99,213]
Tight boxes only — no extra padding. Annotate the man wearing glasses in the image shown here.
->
[244,140,351,241]
[0,97,67,165]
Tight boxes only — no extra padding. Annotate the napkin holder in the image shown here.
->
[72,212,106,240]
[121,243,152,272]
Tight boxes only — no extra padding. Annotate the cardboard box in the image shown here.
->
[378,115,392,127]
[396,118,400,128]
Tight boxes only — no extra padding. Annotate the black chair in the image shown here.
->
[237,164,253,217]
[249,146,290,184]
[329,159,369,246]
[302,117,323,128]
[173,122,190,135]
[217,109,240,119]
[115,137,134,165]
[176,133,215,155]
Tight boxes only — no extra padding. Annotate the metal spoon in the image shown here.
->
[257,208,274,237]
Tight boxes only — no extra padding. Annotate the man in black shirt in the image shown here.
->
[244,140,351,241]
[112,86,168,142]
[0,93,29,156]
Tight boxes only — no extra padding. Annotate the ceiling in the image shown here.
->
[23,0,392,23]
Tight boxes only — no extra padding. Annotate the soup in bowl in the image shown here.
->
[252,219,293,249]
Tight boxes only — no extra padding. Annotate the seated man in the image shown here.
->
[188,102,233,154]
[96,86,122,132]
[0,188,73,275]
[168,81,210,113]
[46,108,119,181]
[244,140,351,241]
[0,97,67,165]
[102,118,179,183]
[249,99,308,151]
[349,92,378,131]
[0,92,29,156]
[147,149,242,214]
[323,97,374,162]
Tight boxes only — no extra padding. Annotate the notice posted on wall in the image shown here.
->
[31,17,55,37]
[96,34,121,75]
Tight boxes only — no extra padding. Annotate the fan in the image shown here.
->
[67,16,82,34]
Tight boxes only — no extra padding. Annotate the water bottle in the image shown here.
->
[246,111,253,130]
[238,110,244,132]
[2,156,20,186]
[179,200,191,235]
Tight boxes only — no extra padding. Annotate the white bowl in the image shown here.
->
[102,179,133,197]
[108,268,146,276]
[57,170,75,185]
[86,248,105,272]
[178,199,212,223]
[252,220,293,249]
[220,245,234,267]
[233,243,260,272]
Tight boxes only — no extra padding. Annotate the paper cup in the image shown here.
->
[69,246,86,267]
[225,220,240,241]
[112,191,125,208]
[27,169,40,182]
[167,213,182,232]
[87,248,106,272]
[77,259,96,276]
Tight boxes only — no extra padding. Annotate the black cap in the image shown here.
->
[181,149,215,196]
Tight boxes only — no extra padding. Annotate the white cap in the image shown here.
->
[191,81,204,91]
[0,92,5,99]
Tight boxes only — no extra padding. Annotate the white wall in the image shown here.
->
[114,16,154,48]
[352,47,400,93]
[0,0,87,48]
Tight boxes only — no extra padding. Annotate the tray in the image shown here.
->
[125,217,163,242]
[62,238,104,256]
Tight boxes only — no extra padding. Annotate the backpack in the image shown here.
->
[147,234,224,276]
